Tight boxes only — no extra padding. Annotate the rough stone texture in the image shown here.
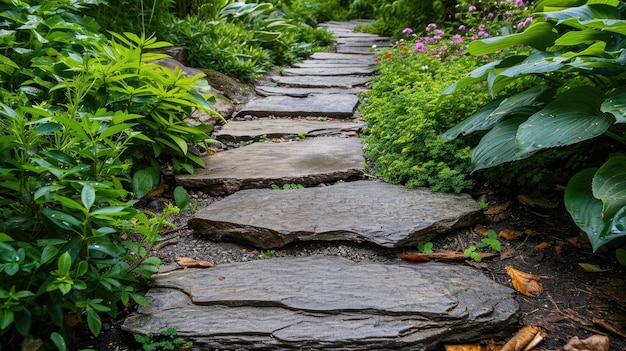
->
[122,257,519,350]
[282,66,373,76]
[272,75,371,88]
[255,86,368,97]
[293,60,374,68]
[214,119,366,142]
[175,137,365,195]
[310,52,376,61]
[232,94,359,118]
[189,180,484,248]
[337,45,385,54]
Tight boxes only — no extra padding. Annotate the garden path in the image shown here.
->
[122,21,520,350]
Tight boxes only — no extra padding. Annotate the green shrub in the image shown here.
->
[443,0,626,251]
[92,0,175,37]
[360,47,491,192]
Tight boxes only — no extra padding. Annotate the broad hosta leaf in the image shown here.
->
[601,86,626,123]
[566,168,607,251]
[468,22,558,56]
[472,117,529,171]
[592,154,626,219]
[516,86,611,155]
[499,51,564,77]
[539,4,620,26]
[442,97,505,139]
[554,29,614,46]
[491,86,549,118]
[442,60,502,94]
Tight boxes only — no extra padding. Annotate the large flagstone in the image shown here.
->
[232,94,359,118]
[189,180,484,248]
[271,75,371,88]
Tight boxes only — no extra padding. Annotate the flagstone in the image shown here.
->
[271,75,371,88]
[232,94,359,118]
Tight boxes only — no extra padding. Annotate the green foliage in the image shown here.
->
[92,0,175,37]
[417,242,433,254]
[261,250,276,259]
[271,183,305,190]
[463,246,483,262]
[443,0,626,250]
[360,47,491,192]
[478,229,502,253]
[134,327,192,351]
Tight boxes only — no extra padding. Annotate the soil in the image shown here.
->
[76,182,626,351]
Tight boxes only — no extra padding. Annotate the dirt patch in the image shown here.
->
[79,183,626,351]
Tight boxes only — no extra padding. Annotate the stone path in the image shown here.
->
[122,20,519,350]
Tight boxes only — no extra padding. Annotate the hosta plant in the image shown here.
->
[443,0,626,251]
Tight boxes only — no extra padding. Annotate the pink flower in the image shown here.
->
[487,12,494,19]
[402,27,413,34]
[515,0,524,6]
[415,42,428,52]
[468,5,477,11]
[483,55,490,59]
[423,36,434,43]
[478,24,485,31]
[426,23,437,31]
[458,24,467,30]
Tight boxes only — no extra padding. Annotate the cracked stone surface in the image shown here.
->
[175,137,366,195]
[189,180,484,248]
[214,119,366,142]
[122,257,519,350]
[255,86,368,97]
[282,66,373,76]
[232,94,359,118]
[271,75,371,88]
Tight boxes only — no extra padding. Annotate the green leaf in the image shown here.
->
[472,117,528,171]
[601,86,626,123]
[57,252,72,276]
[42,209,82,231]
[81,184,96,211]
[442,97,505,139]
[468,22,558,56]
[592,154,626,219]
[41,245,59,265]
[442,60,502,94]
[0,233,14,242]
[132,167,159,199]
[86,309,102,336]
[565,168,610,251]
[516,86,612,154]
[50,331,67,351]
[14,309,31,336]
[173,186,190,211]
[0,309,14,329]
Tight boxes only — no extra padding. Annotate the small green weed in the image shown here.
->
[417,241,433,254]
[271,183,305,190]
[134,327,192,351]
[262,250,276,259]
[616,249,626,266]
[259,134,270,142]
[464,246,482,262]
[297,133,306,141]
[464,230,502,262]
[476,201,489,210]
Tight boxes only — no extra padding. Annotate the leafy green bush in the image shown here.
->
[360,45,491,192]
[443,0,626,251]
[92,0,175,37]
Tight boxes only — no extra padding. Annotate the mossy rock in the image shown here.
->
[201,69,251,105]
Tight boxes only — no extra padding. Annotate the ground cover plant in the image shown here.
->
[443,0,626,252]
[360,0,533,192]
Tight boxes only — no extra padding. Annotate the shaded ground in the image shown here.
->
[80,183,626,351]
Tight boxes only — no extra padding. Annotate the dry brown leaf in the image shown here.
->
[501,325,546,351]
[506,266,544,297]
[592,315,626,338]
[536,242,551,249]
[145,177,168,199]
[466,260,489,270]
[485,202,511,215]
[445,344,484,351]
[398,253,430,262]
[568,234,592,249]
[423,250,496,262]
[474,224,489,236]
[563,335,610,351]
[176,257,215,268]
[498,229,523,241]
[500,246,517,260]
[517,194,558,209]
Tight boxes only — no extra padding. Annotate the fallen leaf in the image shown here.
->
[506,266,544,297]
[568,233,592,249]
[501,325,546,351]
[485,202,511,215]
[445,344,484,351]
[145,177,168,199]
[563,335,610,351]
[419,250,497,262]
[500,246,516,260]
[578,263,612,273]
[592,315,626,338]
[474,224,489,236]
[517,194,558,209]
[398,253,430,262]
[176,257,215,268]
[466,260,489,270]
[498,229,523,241]
[536,242,551,249]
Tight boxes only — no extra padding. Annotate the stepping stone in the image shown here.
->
[189,180,484,248]
[336,37,391,45]
[232,94,359,118]
[293,61,374,68]
[255,86,367,97]
[311,52,375,61]
[214,119,366,142]
[122,257,519,350]
[338,45,386,54]
[282,66,373,76]
[272,75,371,88]
[175,137,365,195]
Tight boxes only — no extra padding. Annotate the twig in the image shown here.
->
[546,292,563,314]
[153,238,178,251]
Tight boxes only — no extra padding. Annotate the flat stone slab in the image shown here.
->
[233,94,359,118]
[282,66,373,76]
[272,75,371,88]
[214,119,366,142]
[175,137,365,195]
[255,86,368,97]
[293,60,374,68]
[311,52,376,61]
[189,180,484,248]
[122,257,519,350]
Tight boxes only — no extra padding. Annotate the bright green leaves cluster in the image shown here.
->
[444,0,626,250]
[360,51,491,192]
